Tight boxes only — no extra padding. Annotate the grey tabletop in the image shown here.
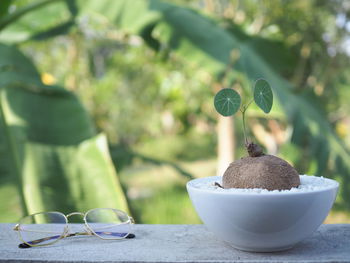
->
[0,224,349,263]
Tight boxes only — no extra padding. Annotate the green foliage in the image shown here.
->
[253,79,273,114]
[0,0,64,31]
[214,79,273,145]
[1,0,350,221]
[130,183,200,224]
[0,43,129,217]
[214,79,273,117]
[22,134,129,214]
[74,0,232,73]
[0,0,11,19]
[81,0,350,207]
[214,88,241,117]
[0,0,75,43]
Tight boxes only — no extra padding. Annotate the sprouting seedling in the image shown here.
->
[214,78,273,156]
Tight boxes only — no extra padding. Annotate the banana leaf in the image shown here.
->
[22,134,129,214]
[0,0,75,43]
[0,43,129,219]
[76,0,350,207]
[0,0,11,19]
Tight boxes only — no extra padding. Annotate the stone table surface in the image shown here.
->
[0,224,350,263]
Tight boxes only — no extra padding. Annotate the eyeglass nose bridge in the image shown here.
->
[66,212,85,219]
[65,212,85,235]
[64,212,94,236]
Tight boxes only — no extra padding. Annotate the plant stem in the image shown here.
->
[245,99,254,109]
[241,107,248,145]
[240,99,253,146]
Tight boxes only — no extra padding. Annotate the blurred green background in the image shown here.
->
[0,0,350,224]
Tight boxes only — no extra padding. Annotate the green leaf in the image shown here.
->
[64,0,78,16]
[83,0,350,207]
[22,134,129,214]
[30,19,75,41]
[0,0,63,31]
[0,0,74,43]
[0,44,129,218]
[0,0,12,19]
[253,78,273,113]
[214,88,241,117]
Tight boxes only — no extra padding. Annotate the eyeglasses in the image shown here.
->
[13,208,135,248]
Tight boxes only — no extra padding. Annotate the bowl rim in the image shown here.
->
[187,175,339,196]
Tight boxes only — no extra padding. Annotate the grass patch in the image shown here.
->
[119,158,216,224]
[130,183,201,224]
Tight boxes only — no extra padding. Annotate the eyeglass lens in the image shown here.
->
[85,208,132,239]
[18,212,67,246]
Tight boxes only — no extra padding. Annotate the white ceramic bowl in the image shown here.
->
[187,176,338,252]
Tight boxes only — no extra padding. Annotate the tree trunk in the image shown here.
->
[216,115,235,176]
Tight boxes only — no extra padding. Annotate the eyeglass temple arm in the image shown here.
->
[16,231,136,249]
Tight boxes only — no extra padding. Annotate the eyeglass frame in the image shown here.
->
[13,208,135,248]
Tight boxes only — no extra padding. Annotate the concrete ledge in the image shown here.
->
[0,224,350,263]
